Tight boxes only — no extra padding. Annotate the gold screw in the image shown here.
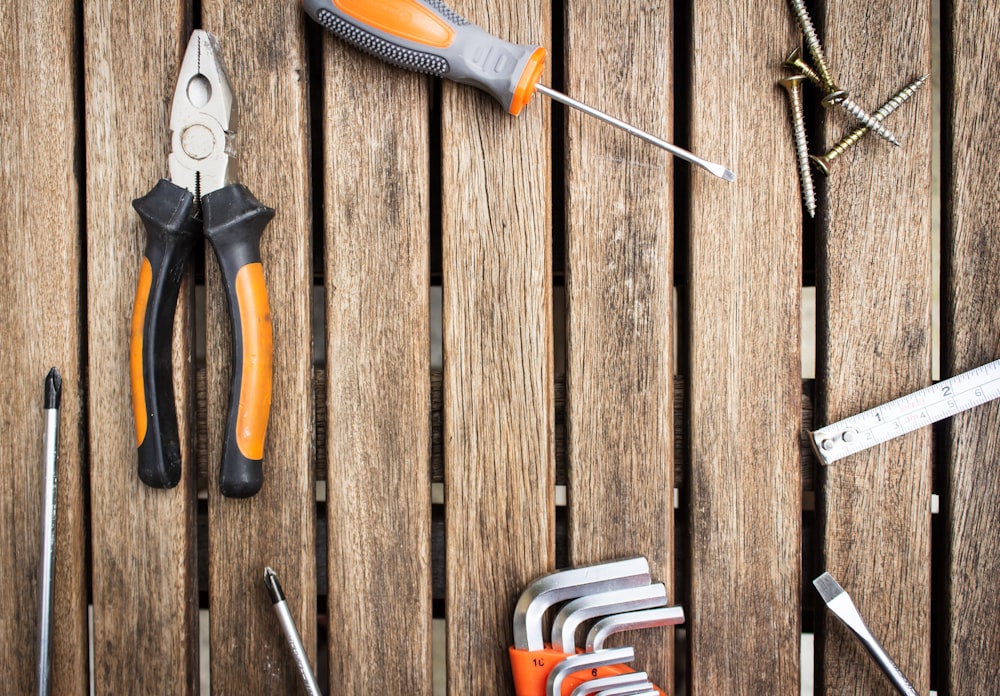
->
[783,48,900,147]
[811,74,929,175]
[779,75,816,218]
[786,0,837,91]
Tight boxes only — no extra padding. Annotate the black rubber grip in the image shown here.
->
[315,8,449,76]
[203,184,275,498]
[131,179,199,489]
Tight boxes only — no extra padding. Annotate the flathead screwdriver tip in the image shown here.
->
[533,83,736,182]
[44,368,62,410]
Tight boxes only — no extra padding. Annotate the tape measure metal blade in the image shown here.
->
[811,358,1000,465]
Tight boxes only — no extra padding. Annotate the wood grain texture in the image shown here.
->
[83,3,200,692]
[441,0,553,692]
[321,39,434,693]
[816,0,933,693]
[200,2,316,693]
[0,1,87,692]
[941,1,1000,691]
[685,1,802,693]
[563,0,675,684]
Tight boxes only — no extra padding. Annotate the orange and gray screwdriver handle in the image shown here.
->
[130,179,274,497]
[303,0,547,115]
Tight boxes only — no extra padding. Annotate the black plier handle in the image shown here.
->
[129,31,274,498]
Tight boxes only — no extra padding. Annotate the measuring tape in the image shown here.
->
[810,358,1000,465]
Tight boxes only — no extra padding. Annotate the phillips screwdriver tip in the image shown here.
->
[44,368,62,410]
[264,566,285,604]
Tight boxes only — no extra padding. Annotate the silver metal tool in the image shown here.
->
[547,647,635,696]
[533,84,736,182]
[810,357,1000,465]
[813,572,918,696]
[569,672,651,696]
[37,368,61,696]
[551,583,667,653]
[594,686,658,696]
[264,567,321,696]
[585,606,686,652]
[514,557,651,651]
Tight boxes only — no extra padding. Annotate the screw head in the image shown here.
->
[821,89,850,106]
[783,47,803,67]
[778,74,807,91]
[809,154,830,176]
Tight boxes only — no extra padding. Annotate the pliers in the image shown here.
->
[130,30,274,498]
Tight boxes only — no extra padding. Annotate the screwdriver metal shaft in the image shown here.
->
[264,567,321,696]
[37,368,61,696]
[535,83,736,182]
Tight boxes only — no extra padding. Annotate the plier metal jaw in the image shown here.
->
[130,30,274,498]
[168,30,237,201]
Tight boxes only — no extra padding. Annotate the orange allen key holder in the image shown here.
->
[508,557,685,695]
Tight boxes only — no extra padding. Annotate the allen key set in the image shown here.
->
[780,0,928,217]
[507,557,684,696]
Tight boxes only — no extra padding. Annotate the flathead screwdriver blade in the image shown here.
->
[534,83,736,182]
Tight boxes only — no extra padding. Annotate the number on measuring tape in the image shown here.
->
[810,358,1000,465]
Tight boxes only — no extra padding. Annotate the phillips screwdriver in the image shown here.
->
[303,0,735,181]
[264,567,321,696]
[37,368,61,696]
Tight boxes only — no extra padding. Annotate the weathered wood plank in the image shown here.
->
[941,1,1000,690]
[816,0,933,692]
[321,35,434,692]
[200,2,315,692]
[0,2,87,692]
[441,0,553,691]
[83,3,200,692]
[685,0,802,692]
[563,0,675,683]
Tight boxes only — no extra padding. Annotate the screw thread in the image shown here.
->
[821,74,929,166]
[838,96,900,145]
[781,78,816,217]
[878,74,928,116]
[784,49,824,88]
[787,0,837,90]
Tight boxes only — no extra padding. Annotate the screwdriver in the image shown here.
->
[303,0,735,182]
[37,368,61,696]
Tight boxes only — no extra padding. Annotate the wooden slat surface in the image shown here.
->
[941,1,1000,691]
[816,0,933,692]
[10,1,1000,693]
[563,0,675,683]
[201,2,316,692]
[0,1,87,692]
[442,0,553,692]
[321,38,434,692]
[83,3,200,692]
[685,1,803,693]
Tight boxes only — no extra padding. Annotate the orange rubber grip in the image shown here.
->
[334,0,455,47]
[130,258,152,445]
[234,262,273,460]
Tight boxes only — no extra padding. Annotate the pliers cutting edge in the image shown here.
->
[130,30,274,498]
